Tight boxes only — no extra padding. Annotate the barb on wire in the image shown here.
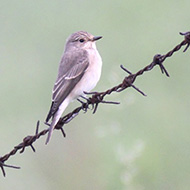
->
[0,161,20,177]
[0,31,190,177]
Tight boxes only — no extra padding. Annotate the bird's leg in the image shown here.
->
[77,97,85,104]
[77,95,90,112]
[84,91,99,95]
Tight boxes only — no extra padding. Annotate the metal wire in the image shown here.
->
[0,31,190,177]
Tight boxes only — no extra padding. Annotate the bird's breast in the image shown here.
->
[70,48,102,99]
[86,48,102,82]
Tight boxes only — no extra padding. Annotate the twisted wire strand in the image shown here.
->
[0,31,190,177]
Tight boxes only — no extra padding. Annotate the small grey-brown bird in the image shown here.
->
[45,31,102,144]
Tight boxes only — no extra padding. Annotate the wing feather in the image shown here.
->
[45,49,89,122]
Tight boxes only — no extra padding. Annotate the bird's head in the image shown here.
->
[65,31,102,50]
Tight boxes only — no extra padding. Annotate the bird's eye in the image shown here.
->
[79,39,85,43]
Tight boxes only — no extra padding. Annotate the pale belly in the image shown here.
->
[71,48,102,99]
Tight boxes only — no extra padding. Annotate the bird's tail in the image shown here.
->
[45,99,70,144]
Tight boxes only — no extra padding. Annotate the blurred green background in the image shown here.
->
[1,0,190,189]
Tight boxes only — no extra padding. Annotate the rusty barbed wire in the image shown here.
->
[0,31,190,177]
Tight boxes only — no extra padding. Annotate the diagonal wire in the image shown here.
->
[0,31,190,177]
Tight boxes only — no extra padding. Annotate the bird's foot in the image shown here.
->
[77,95,92,112]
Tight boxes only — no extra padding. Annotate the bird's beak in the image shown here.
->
[92,36,102,41]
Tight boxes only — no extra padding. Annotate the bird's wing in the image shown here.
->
[45,49,89,122]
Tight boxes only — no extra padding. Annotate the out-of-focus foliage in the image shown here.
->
[1,0,190,189]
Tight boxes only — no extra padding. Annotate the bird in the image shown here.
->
[45,31,102,144]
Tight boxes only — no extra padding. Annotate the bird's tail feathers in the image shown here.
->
[45,102,55,123]
[45,99,70,144]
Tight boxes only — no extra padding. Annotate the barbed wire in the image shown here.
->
[0,31,190,177]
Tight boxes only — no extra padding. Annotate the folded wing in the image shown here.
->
[45,49,89,123]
